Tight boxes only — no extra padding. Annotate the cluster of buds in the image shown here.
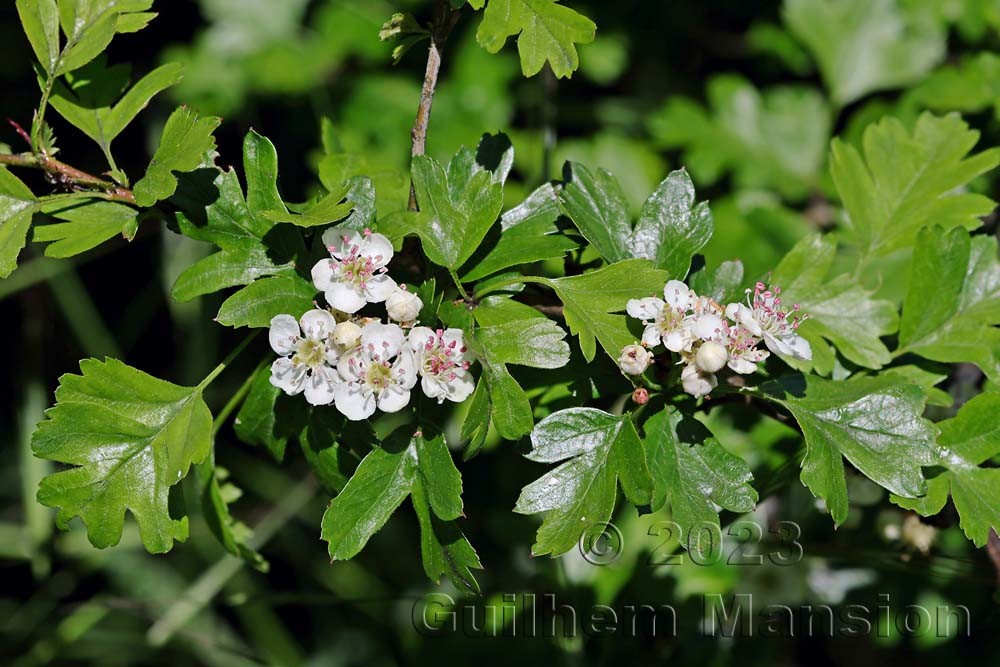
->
[619,279,810,398]
[267,227,476,420]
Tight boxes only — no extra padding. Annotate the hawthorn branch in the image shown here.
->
[0,152,136,204]
[408,0,460,211]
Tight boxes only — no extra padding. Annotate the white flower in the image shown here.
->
[386,285,423,323]
[726,282,811,361]
[618,344,654,375]
[268,310,341,406]
[695,340,728,373]
[626,279,696,351]
[408,327,475,403]
[681,362,717,398]
[335,322,417,420]
[724,323,770,374]
[311,227,397,313]
[333,320,363,348]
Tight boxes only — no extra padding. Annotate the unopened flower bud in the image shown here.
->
[695,340,728,373]
[386,286,422,323]
[618,344,653,375]
[333,320,362,348]
[631,387,650,405]
[681,362,717,398]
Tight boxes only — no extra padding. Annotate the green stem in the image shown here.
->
[197,332,260,393]
[473,274,552,299]
[448,268,471,301]
[211,361,264,436]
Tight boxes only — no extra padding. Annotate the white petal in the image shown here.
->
[360,322,405,360]
[268,314,300,355]
[681,362,717,398]
[663,280,693,309]
[392,349,418,389]
[299,309,336,340]
[689,313,725,340]
[407,326,436,355]
[363,273,397,303]
[311,258,337,290]
[337,349,365,382]
[765,332,812,360]
[663,328,691,352]
[325,281,368,314]
[322,227,362,260]
[727,357,758,374]
[359,232,394,268]
[334,382,377,420]
[627,297,665,321]
[303,367,337,406]
[641,323,663,348]
[730,303,762,336]
[377,385,411,413]
[445,371,475,403]
[269,357,305,395]
[420,375,448,401]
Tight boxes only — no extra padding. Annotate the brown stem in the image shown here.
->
[407,1,460,211]
[0,152,135,204]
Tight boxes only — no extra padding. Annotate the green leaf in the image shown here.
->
[647,76,831,199]
[16,0,60,74]
[411,480,482,594]
[56,0,157,75]
[460,378,491,460]
[134,106,221,207]
[31,358,212,553]
[893,392,1000,547]
[388,136,507,269]
[761,375,939,526]
[461,183,577,282]
[233,364,291,462]
[49,61,183,167]
[831,112,999,266]
[515,408,652,557]
[643,407,757,539]
[171,246,294,303]
[262,186,354,228]
[413,433,464,521]
[34,199,137,258]
[633,169,714,279]
[558,163,713,277]
[172,168,274,251]
[320,442,416,561]
[320,431,482,589]
[474,317,571,439]
[542,259,669,362]
[898,226,1000,379]
[475,0,596,78]
[298,409,356,495]
[0,167,38,278]
[783,0,945,105]
[688,259,745,305]
[195,461,267,571]
[215,274,317,329]
[557,162,633,263]
[912,52,1000,120]
[772,234,898,370]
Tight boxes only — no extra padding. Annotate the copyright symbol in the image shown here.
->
[578,522,624,565]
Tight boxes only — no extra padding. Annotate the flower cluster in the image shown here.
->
[267,227,476,420]
[621,279,811,398]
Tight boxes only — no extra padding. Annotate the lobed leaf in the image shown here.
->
[31,358,212,553]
